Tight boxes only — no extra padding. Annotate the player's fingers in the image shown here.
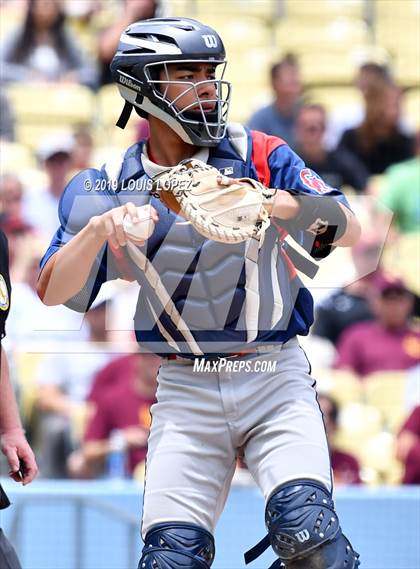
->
[18,451,38,485]
[149,205,160,223]
[4,447,19,475]
[217,174,237,186]
[103,216,121,249]
[111,212,128,247]
[125,202,139,223]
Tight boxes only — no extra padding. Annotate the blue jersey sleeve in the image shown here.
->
[40,168,121,312]
[267,144,352,255]
[268,144,351,206]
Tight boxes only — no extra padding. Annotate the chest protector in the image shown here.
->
[102,125,309,356]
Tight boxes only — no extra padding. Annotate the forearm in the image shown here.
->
[271,190,361,248]
[334,205,361,247]
[82,439,110,464]
[0,347,24,434]
[37,220,106,306]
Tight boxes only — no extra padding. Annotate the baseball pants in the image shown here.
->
[141,337,332,537]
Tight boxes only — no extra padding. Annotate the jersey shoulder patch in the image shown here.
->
[299,168,334,194]
[250,130,286,186]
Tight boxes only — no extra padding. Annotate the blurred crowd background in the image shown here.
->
[0,0,419,489]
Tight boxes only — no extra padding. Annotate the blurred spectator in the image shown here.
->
[318,394,361,485]
[71,124,94,170]
[379,130,420,234]
[0,218,35,273]
[0,174,25,226]
[4,241,89,347]
[23,132,74,239]
[335,275,419,377]
[313,237,383,345]
[69,352,160,478]
[396,405,420,484]
[326,62,392,150]
[338,82,415,175]
[34,297,116,478]
[0,89,15,141]
[294,104,368,193]
[0,0,97,88]
[97,0,159,86]
[247,53,302,148]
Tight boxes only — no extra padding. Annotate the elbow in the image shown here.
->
[36,274,56,306]
[37,256,62,306]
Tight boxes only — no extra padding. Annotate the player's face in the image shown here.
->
[158,63,218,113]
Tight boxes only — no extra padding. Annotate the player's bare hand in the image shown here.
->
[217,174,238,186]
[1,428,38,485]
[89,203,158,249]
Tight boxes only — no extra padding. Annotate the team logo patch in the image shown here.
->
[300,168,332,194]
[0,275,9,311]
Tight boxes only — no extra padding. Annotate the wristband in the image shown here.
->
[284,190,348,259]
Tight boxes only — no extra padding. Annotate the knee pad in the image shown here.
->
[138,522,215,569]
[245,480,360,569]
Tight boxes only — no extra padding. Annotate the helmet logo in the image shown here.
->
[202,34,218,48]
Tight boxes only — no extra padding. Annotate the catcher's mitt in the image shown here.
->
[152,159,276,244]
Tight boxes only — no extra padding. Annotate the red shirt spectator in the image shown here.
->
[335,276,419,377]
[80,353,160,476]
[331,450,362,485]
[397,405,420,484]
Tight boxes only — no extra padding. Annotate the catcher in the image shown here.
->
[38,18,361,569]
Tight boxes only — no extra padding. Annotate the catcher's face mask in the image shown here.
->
[111,17,232,146]
[144,60,231,145]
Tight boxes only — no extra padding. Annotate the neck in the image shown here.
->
[48,179,66,198]
[147,118,197,166]
[275,96,295,116]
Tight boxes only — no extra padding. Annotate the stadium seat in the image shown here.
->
[284,0,366,20]
[359,431,403,485]
[6,84,95,146]
[404,88,420,128]
[382,234,420,295]
[305,86,362,113]
[0,2,24,39]
[374,0,420,21]
[323,369,364,407]
[395,51,420,88]
[0,141,35,174]
[364,371,409,432]
[7,83,95,124]
[335,402,383,455]
[203,17,272,50]
[274,17,370,55]
[96,84,138,148]
[194,0,276,22]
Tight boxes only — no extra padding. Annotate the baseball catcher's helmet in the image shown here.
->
[110,17,231,146]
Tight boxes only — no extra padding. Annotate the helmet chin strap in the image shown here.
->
[116,93,145,129]
[116,101,133,129]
